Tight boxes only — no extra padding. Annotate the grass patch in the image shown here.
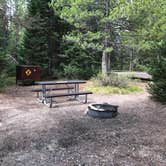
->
[0,76,16,91]
[6,76,16,86]
[86,85,143,95]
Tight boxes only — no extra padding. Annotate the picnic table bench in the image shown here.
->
[46,91,92,108]
[31,86,74,98]
[34,80,92,108]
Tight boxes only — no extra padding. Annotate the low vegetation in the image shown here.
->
[87,74,143,95]
[92,73,129,88]
[0,0,165,102]
[0,75,15,91]
[87,85,143,95]
[148,57,166,103]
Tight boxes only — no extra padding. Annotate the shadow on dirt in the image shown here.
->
[0,112,141,158]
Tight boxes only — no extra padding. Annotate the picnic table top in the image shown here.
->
[35,80,87,85]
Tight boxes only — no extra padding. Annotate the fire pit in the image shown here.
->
[86,103,118,118]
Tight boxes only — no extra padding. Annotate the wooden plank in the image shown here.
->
[35,80,86,85]
[45,91,93,108]
[31,87,74,92]
[45,91,92,98]
[112,71,152,80]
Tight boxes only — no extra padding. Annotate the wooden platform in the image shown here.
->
[112,71,152,81]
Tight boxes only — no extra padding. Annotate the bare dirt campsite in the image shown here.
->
[0,83,166,166]
[1,0,165,165]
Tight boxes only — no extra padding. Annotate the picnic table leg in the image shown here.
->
[49,98,53,108]
[42,84,46,103]
[67,85,71,94]
[85,94,87,103]
[74,83,79,98]
[37,92,39,98]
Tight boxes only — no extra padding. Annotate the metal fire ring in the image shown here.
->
[86,103,118,118]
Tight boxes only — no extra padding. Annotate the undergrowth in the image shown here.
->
[0,76,15,91]
[88,73,143,94]
[86,85,143,95]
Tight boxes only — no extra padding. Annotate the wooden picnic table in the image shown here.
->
[34,80,92,107]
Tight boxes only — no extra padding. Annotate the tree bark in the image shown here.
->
[102,51,111,75]
[129,48,133,71]
[102,0,111,75]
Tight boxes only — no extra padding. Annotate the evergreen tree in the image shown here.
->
[0,0,8,71]
[22,0,68,75]
[148,57,166,103]
[51,0,128,75]
[111,0,166,70]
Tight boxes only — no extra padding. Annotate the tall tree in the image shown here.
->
[111,0,166,101]
[51,0,127,75]
[7,0,26,62]
[110,0,166,67]
[0,0,27,70]
[22,0,68,75]
[0,0,8,70]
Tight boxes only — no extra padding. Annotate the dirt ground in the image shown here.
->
[0,83,166,166]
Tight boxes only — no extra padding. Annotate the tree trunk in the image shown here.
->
[102,51,107,75]
[129,48,133,71]
[102,0,111,75]
[102,51,111,75]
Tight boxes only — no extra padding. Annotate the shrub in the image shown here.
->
[0,74,16,91]
[86,85,143,95]
[92,73,129,88]
[63,64,81,79]
[148,58,166,103]
[0,72,8,90]
[59,43,101,79]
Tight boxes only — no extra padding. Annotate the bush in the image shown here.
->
[86,85,143,95]
[59,43,101,79]
[0,74,16,91]
[0,72,8,90]
[64,64,81,79]
[148,58,166,103]
[92,73,129,88]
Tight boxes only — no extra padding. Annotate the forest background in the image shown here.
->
[0,0,165,100]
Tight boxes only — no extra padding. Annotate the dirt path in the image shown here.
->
[0,85,166,166]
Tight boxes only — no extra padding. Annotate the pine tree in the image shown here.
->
[22,0,68,75]
[0,0,8,70]
[51,0,130,75]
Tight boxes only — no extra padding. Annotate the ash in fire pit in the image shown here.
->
[86,103,118,118]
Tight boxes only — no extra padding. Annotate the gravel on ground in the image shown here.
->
[0,84,166,166]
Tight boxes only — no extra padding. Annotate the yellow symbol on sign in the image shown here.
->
[25,69,32,76]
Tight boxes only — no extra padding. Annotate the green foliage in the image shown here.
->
[0,0,26,80]
[86,84,142,95]
[92,73,129,88]
[0,72,8,90]
[63,64,81,79]
[111,0,166,68]
[0,73,15,90]
[51,0,124,74]
[52,0,104,50]
[22,0,69,76]
[148,58,166,103]
[1,0,166,84]
[0,0,8,73]
[56,42,101,79]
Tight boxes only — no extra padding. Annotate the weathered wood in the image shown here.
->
[112,71,152,80]
[45,91,92,98]
[31,87,74,92]
[35,80,86,85]
[45,91,93,108]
